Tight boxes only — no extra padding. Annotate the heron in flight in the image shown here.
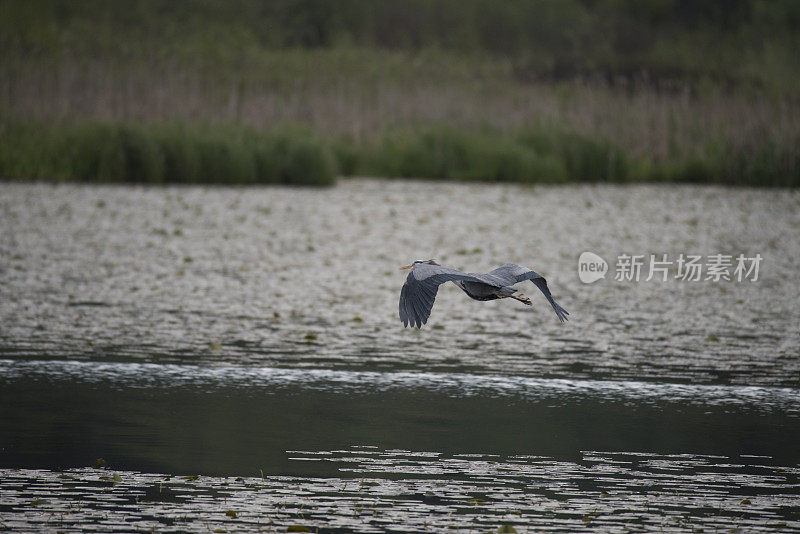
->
[398,260,569,328]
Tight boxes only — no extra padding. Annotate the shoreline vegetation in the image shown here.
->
[1,0,799,187]
[2,118,797,187]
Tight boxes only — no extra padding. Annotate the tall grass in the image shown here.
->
[334,125,798,186]
[2,2,799,187]
[0,120,336,185]
[3,119,795,186]
[3,49,798,187]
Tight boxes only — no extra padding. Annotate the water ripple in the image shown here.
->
[1,358,797,414]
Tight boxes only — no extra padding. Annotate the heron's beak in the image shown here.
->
[399,264,413,270]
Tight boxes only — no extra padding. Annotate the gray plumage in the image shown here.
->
[398,260,569,328]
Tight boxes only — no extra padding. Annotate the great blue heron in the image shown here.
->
[398,260,569,328]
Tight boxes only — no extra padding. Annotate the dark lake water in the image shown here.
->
[1,180,798,531]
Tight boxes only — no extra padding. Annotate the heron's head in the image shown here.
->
[399,259,439,270]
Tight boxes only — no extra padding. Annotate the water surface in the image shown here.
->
[2,181,798,384]
[2,449,799,533]
[1,180,798,531]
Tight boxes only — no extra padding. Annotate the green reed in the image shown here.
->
[1,119,797,187]
[0,120,337,186]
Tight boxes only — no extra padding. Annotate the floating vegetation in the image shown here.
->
[1,449,798,532]
[3,181,791,387]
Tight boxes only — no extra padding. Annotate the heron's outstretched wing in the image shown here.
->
[399,264,487,328]
[489,263,570,322]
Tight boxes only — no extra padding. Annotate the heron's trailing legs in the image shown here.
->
[511,293,532,306]
[496,287,532,306]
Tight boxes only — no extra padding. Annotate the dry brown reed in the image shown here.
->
[3,50,798,166]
